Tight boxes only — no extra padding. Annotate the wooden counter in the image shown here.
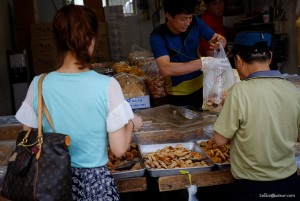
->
[115,168,300,193]
[116,177,147,193]
[158,169,233,192]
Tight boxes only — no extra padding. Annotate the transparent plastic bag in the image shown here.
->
[114,73,148,98]
[128,45,153,68]
[188,185,199,201]
[142,59,167,99]
[202,44,236,112]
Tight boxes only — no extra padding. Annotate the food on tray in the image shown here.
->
[199,139,230,163]
[142,144,208,169]
[107,143,142,173]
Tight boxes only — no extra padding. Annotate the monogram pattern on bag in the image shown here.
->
[1,131,72,201]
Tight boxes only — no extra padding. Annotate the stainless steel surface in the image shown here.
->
[138,142,215,177]
[112,168,146,180]
[196,140,230,170]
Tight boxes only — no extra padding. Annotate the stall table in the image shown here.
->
[0,105,299,200]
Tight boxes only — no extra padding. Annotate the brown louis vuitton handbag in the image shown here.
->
[1,74,72,201]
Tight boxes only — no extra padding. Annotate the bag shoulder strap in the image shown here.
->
[36,73,55,159]
[38,73,55,130]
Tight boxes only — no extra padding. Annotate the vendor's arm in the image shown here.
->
[155,55,202,76]
[213,131,229,147]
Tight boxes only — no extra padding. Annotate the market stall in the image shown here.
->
[0,105,299,201]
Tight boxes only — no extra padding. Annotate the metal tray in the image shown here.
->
[112,168,146,180]
[196,140,230,170]
[138,142,215,177]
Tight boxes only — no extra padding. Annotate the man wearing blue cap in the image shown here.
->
[212,31,300,200]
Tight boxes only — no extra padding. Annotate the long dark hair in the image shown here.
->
[53,4,98,69]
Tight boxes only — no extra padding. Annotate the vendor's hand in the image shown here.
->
[131,115,143,132]
[209,33,227,50]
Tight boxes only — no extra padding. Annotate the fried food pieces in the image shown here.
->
[107,143,142,173]
[143,144,208,169]
[199,139,230,163]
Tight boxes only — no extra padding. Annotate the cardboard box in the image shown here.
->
[84,0,103,8]
[92,49,111,62]
[31,53,57,75]
[95,34,109,49]
[91,8,105,22]
[99,22,108,35]
[104,5,124,21]
[30,23,54,40]
[31,39,57,55]
[126,95,151,109]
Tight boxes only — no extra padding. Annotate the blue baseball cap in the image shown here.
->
[235,31,272,47]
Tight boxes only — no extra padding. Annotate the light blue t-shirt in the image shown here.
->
[33,71,111,168]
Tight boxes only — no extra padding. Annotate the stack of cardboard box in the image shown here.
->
[30,23,57,75]
[30,1,111,74]
[104,5,128,61]
[84,0,111,62]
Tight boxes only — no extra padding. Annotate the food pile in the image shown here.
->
[113,62,145,77]
[143,144,208,169]
[107,143,142,173]
[114,73,148,98]
[199,139,230,163]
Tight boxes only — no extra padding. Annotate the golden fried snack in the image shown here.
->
[114,73,148,98]
[199,139,231,163]
[106,143,142,172]
[143,144,208,169]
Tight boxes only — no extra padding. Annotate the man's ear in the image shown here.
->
[235,55,243,67]
[166,12,172,21]
[269,51,273,65]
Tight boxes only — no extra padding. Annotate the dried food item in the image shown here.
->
[199,139,230,163]
[128,45,153,68]
[107,143,142,173]
[89,63,115,76]
[142,144,208,169]
[113,62,145,77]
[114,73,148,98]
[142,59,167,99]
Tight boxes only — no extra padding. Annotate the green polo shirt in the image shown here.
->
[214,73,300,181]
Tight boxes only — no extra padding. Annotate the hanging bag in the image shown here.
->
[202,44,236,112]
[1,73,72,201]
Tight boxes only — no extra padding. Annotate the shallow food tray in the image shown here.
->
[196,140,230,170]
[112,168,146,180]
[138,142,215,177]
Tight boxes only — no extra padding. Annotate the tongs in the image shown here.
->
[113,157,143,170]
[178,107,200,120]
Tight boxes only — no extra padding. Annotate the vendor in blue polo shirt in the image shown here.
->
[213,31,300,201]
[150,0,227,107]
